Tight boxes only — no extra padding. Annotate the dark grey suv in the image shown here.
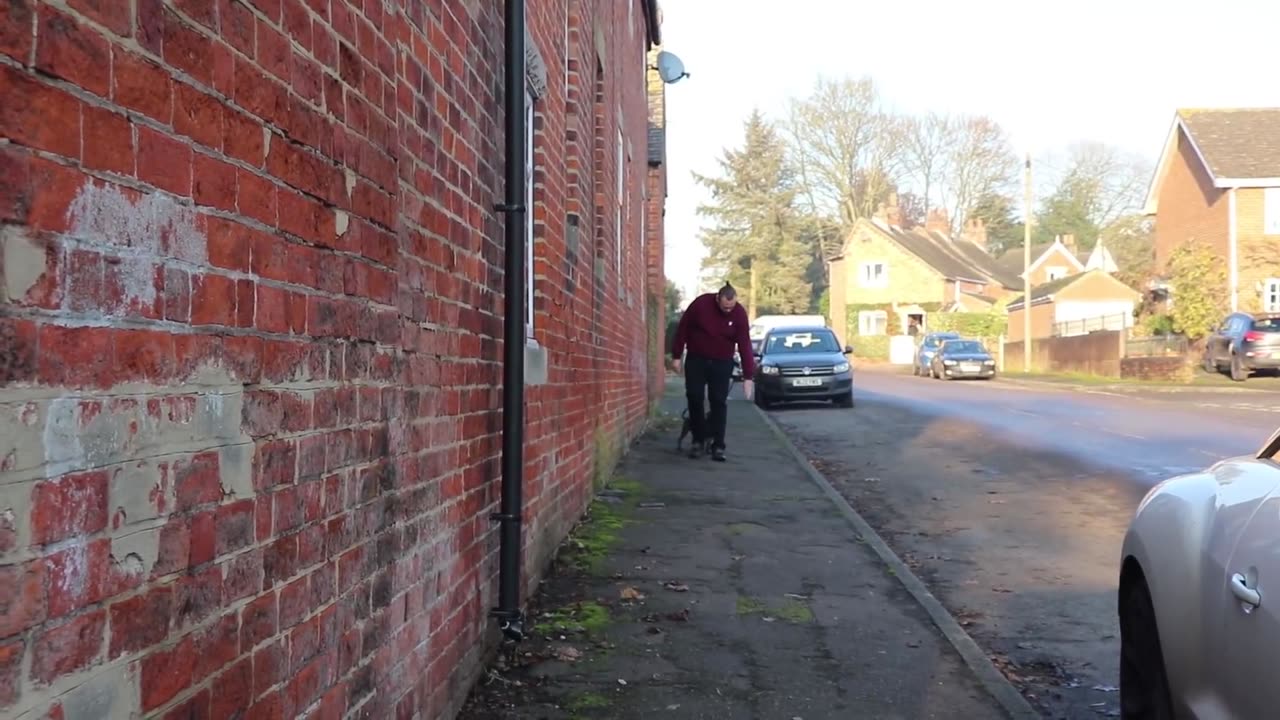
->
[751,326,854,409]
[1203,312,1280,381]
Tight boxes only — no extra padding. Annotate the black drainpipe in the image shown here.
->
[490,0,527,643]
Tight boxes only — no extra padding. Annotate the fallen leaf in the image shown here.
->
[1092,685,1118,693]
[620,586,646,601]
[553,646,582,662]
[617,678,628,686]
[666,608,691,622]
[664,582,690,592]
[992,586,1013,593]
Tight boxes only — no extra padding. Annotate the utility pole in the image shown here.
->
[1022,154,1032,372]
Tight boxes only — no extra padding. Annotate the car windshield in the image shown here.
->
[764,331,840,354]
[943,341,985,354]
[1253,317,1280,331]
[923,335,957,348]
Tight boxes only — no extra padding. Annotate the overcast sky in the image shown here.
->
[659,0,1280,300]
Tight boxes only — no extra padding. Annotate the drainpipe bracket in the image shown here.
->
[494,203,526,213]
[490,512,522,522]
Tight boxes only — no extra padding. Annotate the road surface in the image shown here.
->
[767,369,1279,719]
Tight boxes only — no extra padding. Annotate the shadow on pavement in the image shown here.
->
[459,387,1011,720]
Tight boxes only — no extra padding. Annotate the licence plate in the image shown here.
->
[792,377,823,387]
[960,363,980,372]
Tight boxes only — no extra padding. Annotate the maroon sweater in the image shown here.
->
[672,293,756,377]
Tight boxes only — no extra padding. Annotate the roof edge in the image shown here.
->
[1143,114,1219,215]
[1214,177,1280,188]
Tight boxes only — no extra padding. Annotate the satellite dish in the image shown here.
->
[655,51,689,84]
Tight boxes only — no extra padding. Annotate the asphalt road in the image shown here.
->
[767,369,1280,719]
[864,370,1278,483]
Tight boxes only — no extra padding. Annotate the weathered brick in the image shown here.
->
[35,6,111,97]
[140,634,197,711]
[108,585,172,658]
[31,470,109,545]
[82,106,135,175]
[0,0,34,61]
[68,0,131,36]
[0,637,21,709]
[30,609,105,685]
[138,126,193,196]
[111,47,172,123]
[0,65,82,160]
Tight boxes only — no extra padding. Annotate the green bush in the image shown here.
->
[849,335,890,360]
[928,312,1007,340]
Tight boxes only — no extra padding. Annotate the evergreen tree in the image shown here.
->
[695,111,816,316]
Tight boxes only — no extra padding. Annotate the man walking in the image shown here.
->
[671,283,755,461]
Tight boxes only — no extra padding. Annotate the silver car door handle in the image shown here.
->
[1230,573,1262,608]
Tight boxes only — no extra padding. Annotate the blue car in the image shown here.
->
[913,332,961,377]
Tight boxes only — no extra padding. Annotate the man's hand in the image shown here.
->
[670,358,682,376]
[742,380,754,400]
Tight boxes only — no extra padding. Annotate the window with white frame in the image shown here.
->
[859,261,887,288]
[1045,266,1068,281]
[1265,278,1280,312]
[1265,188,1280,235]
[525,88,536,339]
[616,127,624,273]
[858,310,888,336]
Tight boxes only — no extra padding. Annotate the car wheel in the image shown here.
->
[1230,353,1248,382]
[754,390,770,410]
[1202,353,1218,375]
[1119,574,1175,720]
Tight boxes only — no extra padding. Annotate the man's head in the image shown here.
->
[716,283,738,313]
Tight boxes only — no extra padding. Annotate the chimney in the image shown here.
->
[881,192,902,228]
[1061,233,1076,251]
[925,208,950,234]
[961,217,988,251]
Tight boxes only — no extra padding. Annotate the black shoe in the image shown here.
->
[687,441,705,459]
[711,447,726,462]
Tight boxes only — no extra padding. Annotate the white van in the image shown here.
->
[736,315,827,380]
[749,314,827,341]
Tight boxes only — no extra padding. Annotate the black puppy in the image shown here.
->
[676,408,692,451]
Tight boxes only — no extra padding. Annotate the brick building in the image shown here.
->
[1144,108,1280,313]
[0,1,666,719]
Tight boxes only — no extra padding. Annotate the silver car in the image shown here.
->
[1119,426,1280,719]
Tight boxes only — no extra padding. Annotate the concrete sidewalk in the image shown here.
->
[460,386,1023,719]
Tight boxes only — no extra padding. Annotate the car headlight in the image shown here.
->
[834,361,850,373]
[943,359,957,366]
[983,359,995,365]
[762,365,779,375]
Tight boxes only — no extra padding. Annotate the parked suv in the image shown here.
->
[913,331,961,377]
[751,326,854,409]
[1203,312,1280,381]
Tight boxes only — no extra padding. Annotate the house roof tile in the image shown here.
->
[1178,108,1280,180]
[880,225,1021,289]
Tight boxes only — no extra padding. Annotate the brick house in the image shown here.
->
[1144,108,1280,313]
[0,2,665,719]
[1005,270,1142,342]
[827,199,1020,340]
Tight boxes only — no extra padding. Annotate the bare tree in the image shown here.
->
[940,116,1019,235]
[901,112,957,211]
[1034,142,1154,247]
[785,75,905,229]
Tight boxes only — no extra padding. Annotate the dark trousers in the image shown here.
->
[684,353,733,449]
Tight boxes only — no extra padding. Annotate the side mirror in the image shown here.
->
[843,345,853,355]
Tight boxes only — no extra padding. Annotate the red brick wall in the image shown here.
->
[0,1,661,719]
[1153,126,1229,269]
